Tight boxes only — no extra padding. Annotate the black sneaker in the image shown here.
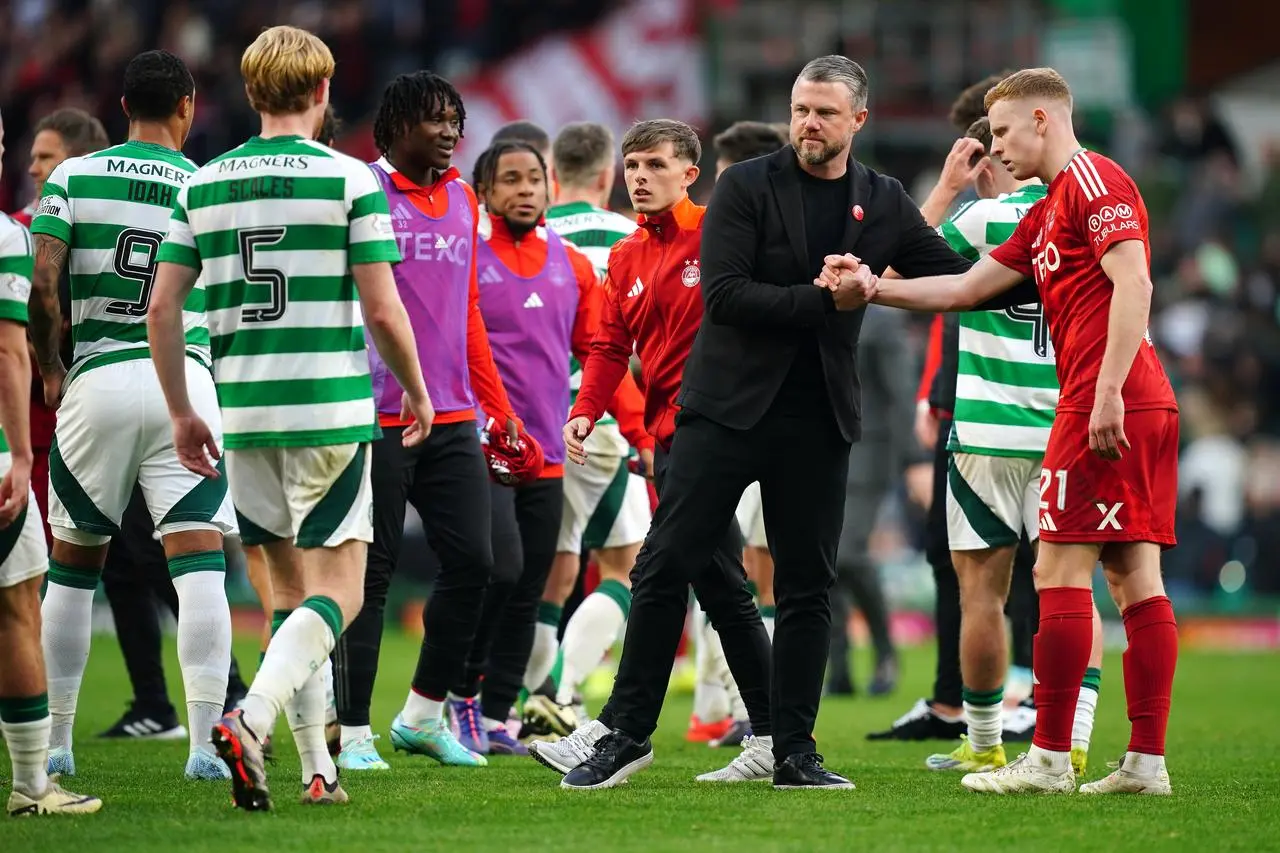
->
[866,697,966,741]
[1002,697,1036,743]
[773,753,855,789]
[560,731,653,790]
[98,703,187,740]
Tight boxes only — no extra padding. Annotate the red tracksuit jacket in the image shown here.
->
[572,196,705,450]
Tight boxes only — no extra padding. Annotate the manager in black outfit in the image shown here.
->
[564,55,974,791]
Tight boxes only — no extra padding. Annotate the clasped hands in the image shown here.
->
[813,253,878,310]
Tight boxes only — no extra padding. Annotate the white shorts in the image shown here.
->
[48,357,236,545]
[735,481,767,550]
[558,454,650,553]
[0,454,47,588]
[227,443,373,549]
[946,452,1043,551]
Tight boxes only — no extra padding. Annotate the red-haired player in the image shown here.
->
[823,67,1178,795]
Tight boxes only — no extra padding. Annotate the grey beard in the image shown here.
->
[794,138,846,166]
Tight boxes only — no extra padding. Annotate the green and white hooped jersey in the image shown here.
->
[30,142,209,383]
[0,216,33,454]
[547,202,638,458]
[940,185,1057,458]
[157,135,401,449]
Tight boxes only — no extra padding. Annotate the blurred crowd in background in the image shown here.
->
[3,0,1278,609]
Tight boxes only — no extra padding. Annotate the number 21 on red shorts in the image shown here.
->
[1037,409,1179,548]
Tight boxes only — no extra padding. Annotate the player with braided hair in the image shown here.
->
[329,70,520,772]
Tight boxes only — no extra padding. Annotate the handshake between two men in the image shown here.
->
[814,254,879,310]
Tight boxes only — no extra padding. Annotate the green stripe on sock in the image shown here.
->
[1082,666,1102,693]
[271,609,291,636]
[47,558,101,590]
[745,580,759,598]
[537,601,563,628]
[547,648,565,691]
[759,604,777,619]
[167,549,226,579]
[594,579,632,620]
[301,595,343,639]
[0,693,49,724]
[962,686,1004,706]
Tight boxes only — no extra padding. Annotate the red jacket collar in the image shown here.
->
[484,208,548,240]
[637,195,700,239]
[384,159,461,197]
[484,210,543,244]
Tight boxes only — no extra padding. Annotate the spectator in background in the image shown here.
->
[15,109,109,225]
[1161,95,1240,170]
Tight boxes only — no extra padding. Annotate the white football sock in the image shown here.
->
[172,567,232,754]
[554,590,627,705]
[2,716,51,798]
[401,690,445,726]
[693,603,712,680]
[1072,684,1099,751]
[482,716,506,733]
[964,699,1004,752]
[341,724,373,747]
[41,582,95,752]
[287,669,336,784]
[321,657,337,725]
[1126,751,1166,776]
[1027,743,1071,773]
[523,621,560,691]
[703,613,747,723]
[693,607,730,722]
[240,608,336,739]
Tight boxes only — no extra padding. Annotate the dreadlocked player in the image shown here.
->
[329,71,521,771]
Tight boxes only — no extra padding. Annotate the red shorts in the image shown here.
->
[1037,408,1178,548]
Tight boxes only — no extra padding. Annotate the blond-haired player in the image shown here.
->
[149,26,433,811]
[824,67,1179,795]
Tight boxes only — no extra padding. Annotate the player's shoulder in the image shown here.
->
[189,141,253,183]
[455,177,479,207]
[952,196,1004,223]
[560,237,598,277]
[608,226,650,268]
[0,214,32,254]
[1001,182,1049,205]
[312,143,380,185]
[1063,149,1136,202]
[47,152,93,181]
[584,205,639,235]
[1082,150,1130,179]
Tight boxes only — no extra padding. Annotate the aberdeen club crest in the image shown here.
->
[681,259,701,287]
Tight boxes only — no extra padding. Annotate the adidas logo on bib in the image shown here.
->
[524,293,544,309]
[627,278,644,298]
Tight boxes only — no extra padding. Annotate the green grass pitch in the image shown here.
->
[4,633,1278,852]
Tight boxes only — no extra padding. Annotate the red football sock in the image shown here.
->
[1122,595,1178,756]
[1032,587,1094,753]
